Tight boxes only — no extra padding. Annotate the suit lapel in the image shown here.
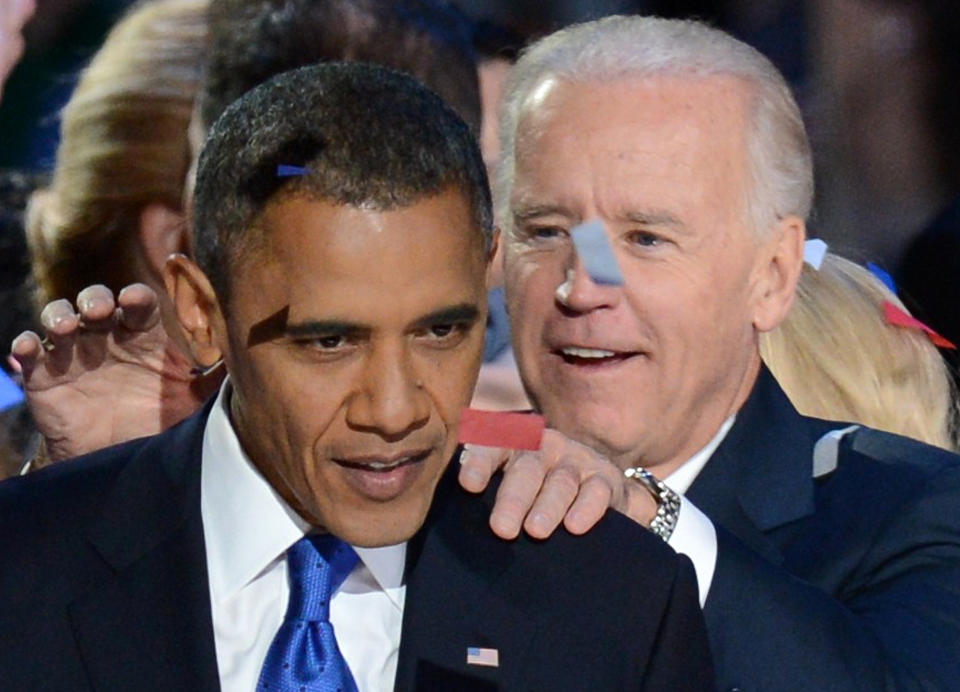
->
[69,406,221,692]
[687,367,823,563]
[395,462,539,691]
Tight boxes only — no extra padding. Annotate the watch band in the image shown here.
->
[623,466,681,542]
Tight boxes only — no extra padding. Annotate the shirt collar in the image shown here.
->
[200,378,407,605]
[354,544,407,610]
[665,414,736,493]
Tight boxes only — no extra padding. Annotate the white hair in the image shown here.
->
[496,15,814,236]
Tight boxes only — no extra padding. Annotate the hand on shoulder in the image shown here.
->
[459,428,658,540]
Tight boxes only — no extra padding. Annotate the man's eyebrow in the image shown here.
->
[280,305,480,338]
[410,303,481,329]
[622,209,684,227]
[512,204,574,223]
[512,206,683,228]
[283,320,370,338]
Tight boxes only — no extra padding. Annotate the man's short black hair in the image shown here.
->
[200,0,481,134]
[193,62,492,302]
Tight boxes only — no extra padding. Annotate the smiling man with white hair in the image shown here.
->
[458,15,960,691]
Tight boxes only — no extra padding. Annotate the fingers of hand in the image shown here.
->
[458,443,508,493]
[522,462,582,539]
[39,299,80,340]
[563,475,616,535]
[489,452,547,540]
[10,330,43,377]
[75,285,117,328]
[537,428,626,534]
[38,291,116,373]
[117,283,161,331]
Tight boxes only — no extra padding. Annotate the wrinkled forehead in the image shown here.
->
[516,72,753,158]
[511,74,755,222]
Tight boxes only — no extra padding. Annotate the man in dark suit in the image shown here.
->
[0,63,712,690]
[458,15,960,691]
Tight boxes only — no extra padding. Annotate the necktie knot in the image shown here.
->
[258,534,360,692]
[286,534,359,622]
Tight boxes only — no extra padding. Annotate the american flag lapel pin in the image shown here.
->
[466,646,499,668]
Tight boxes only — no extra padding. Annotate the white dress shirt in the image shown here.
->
[200,381,406,692]
[661,415,735,606]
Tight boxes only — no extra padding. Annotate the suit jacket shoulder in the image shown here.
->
[689,366,960,691]
[0,409,220,692]
[396,465,714,691]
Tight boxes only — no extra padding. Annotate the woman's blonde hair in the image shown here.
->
[27,0,208,305]
[760,252,959,450]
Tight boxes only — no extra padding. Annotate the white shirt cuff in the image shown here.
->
[666,496,717,607]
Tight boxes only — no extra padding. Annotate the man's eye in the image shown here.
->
[626,230,663,247]
[418,322,468,346]
[427,323,467,340]
[520,224,566,241]
[308,335,345,349]
[535,226,563,239]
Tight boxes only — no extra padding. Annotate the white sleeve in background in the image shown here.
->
[666,496,717,607]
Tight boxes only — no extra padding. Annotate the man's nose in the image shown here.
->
[346,343,430,439]
[554,256,622,313]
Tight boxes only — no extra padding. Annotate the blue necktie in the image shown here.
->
[258,534,360,692]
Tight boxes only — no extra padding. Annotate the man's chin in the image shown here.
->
[545,404,644,464]
[329,505,433,548]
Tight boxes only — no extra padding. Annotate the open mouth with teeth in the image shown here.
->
[334,449,431,472]
[556,346,638,366]
[333,448,435,503]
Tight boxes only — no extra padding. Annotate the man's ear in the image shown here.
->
[139,203,188,282]
[164,253,224,368]
[486,227,503,290]
[751,215,805,332]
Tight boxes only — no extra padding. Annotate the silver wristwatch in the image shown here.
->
[623,467,681,542]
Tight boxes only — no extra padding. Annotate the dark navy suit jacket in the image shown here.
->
[0,405,713,691]
[690,367,960,691]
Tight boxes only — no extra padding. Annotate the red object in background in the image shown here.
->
[883,301,956,349]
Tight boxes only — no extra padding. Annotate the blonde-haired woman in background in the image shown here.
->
[14,0,211,469]
[761,252,959,451]
[27,0,207,317]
